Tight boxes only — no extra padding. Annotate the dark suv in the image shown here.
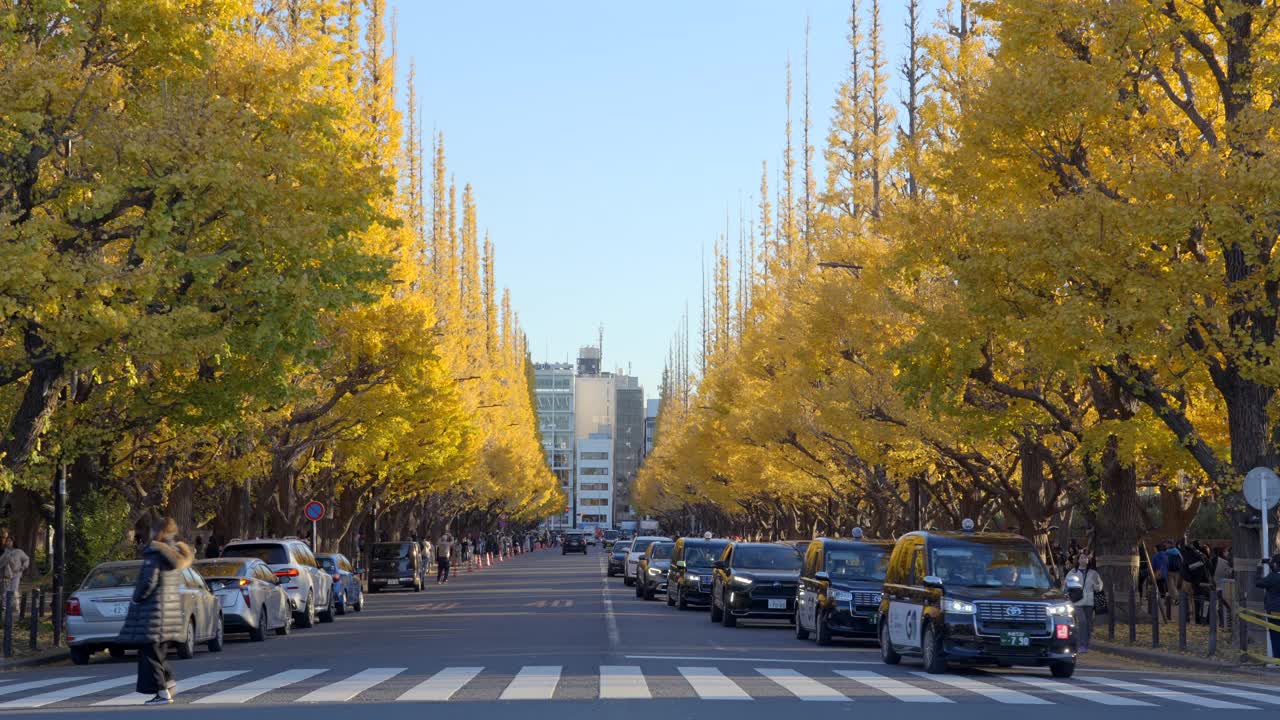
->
[563,532,588,555]
[878,527,1077,677]
[368,542,425,592]
[795,537,892,644]
[666,537,730,609]
[710,542,802,627]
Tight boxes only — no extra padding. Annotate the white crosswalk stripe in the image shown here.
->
[397,666,483,702]
[94,671,249,706]
[193,668,326,705]
[758,668,848,701]
[0,675,133,709]
[678,666,751,700]
[1079,676,1258,710]
[1148,678,1280,706]
[836,670,951,703]
[599,665,650,699]
[0,677,90,698]
[297,668,405,703]
[499,665,561,700]
[1001,675,1152,706]
[1229,681,1280,694]
[913,673,1051,704]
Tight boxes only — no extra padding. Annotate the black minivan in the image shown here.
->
[666,537,730,609]
[795,536,893,644]
[877,525,1077,676]
[368,541,425,592]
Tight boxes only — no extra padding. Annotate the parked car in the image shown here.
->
[666,536,731,609]
[710,542,802,627]
[368,541,426,592]
[878,522,1077,677]
[66,561,224,665]
[221,537,335,627]
[562,532,588,555]
[192,558,292,641]
[636,541,674,600]
[316,552,364,614]
[623,536,665,587]
[795,536,892,644]
[607,541,631,576]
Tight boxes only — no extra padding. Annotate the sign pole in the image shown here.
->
[313,519,318,551]
[1263,481,1271,661]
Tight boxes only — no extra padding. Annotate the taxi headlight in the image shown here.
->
[1046,603,1074,617]
[945,598,976,614]
[832,590,853,602]
[731,576,754,586]
[685,573,701,584]
[647,567,661,576]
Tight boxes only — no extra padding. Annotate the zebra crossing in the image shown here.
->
[0,665,1276,709]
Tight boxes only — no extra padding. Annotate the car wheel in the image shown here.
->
[207,617,225,652]
[1049,661,1075,678]
[108,646,126,659]
[678,588,689,611]
[709,592,723,622]
[176,619,197,659]
[250,607,268,642]
[69,646,92,665]
[921,624,946,674]
[297,593,315,629]
[320,593,336,623]
[275,614,291,636]
[336,600,346,616]
[721,596,738,627]
[879,620,901,665]
[816,610,833,646]
[795,611,810,640]
[354,591,364,612]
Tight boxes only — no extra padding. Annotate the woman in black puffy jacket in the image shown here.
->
[116,517,195,706]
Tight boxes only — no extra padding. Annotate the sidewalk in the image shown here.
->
[0,646,66,672]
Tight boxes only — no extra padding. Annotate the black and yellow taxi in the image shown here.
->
[795,530,892,645]
[666,535,731,609]
[635,540,674,600]
[878,520,1077,677]
[709,542,802,627]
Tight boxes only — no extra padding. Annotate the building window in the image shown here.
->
[580,467,608,476]
[581,451,609,460]
[579,483,609,492]
[581,498,609,507]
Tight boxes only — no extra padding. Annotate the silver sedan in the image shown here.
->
[192,558,292,641]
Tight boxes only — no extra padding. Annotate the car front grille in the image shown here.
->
[751,582,797,598]
[974,601,1050,635]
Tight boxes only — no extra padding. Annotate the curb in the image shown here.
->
[0,648,67,672]
[1090,640,1268,674]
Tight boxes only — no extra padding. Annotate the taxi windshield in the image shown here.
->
[733,545,801,570]
[824,548,889,581]
[649,543,673,560]
[930,541,1052,590]
[683,543,728,566]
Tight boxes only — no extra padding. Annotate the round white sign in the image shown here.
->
[1243,467,1280,510]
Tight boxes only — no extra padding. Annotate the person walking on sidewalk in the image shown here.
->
[0,536,30,596]
[116,518,195,706]
[1257,554,1280,660]
[436,533,454,584]
[1066,552,1104,653]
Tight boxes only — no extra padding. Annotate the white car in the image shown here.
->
[623,536,666,587]
[221,538,334,628]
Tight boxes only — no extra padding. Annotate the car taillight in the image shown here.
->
[275,568,299,577]
[66,597,81,616]
[1056,624,1070,640]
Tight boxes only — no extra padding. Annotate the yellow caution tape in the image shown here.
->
[1236,608,1280,633]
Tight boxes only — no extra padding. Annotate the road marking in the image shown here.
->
[499,665,562,700]
[1000,675,1152,706]
[0,677,90,698]
[0,675,133,709]
[758,668,848,701]
[599,665,650,699]
[94,671,249,706]
[603,556,620,650]
[628,654,878,664]
[835,670,951,703]
[297,668,405,703]
[193,668,325,704]
[1079,676,1257,710]
[1228,681,1280,693]
[1148,678,1280,706]
[678,666,751,700]
[913,673,1051,704]
[397,667,483,702]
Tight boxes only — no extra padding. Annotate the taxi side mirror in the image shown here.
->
[676,560,687,569]
[814,571,830,582]
[923,575,944,589]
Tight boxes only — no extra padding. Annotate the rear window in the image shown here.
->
[373,543,410,559]
[223,543,289,565]
[193,562,246,578]
[317,557,337,570]
[733,545,802,570]
[81,565,141,589]
[650,543,673,560]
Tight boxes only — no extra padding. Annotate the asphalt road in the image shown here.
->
[1,545,1278,719]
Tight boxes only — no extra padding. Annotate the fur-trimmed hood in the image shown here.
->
[148,541,194,571]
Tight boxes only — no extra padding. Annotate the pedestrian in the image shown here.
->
[420,537,433,565]
[1065,552,1103,653]
[436,533,454,583]
[1212,546,1234,624]
[0,536,30,597]
[205,534,222,559]
[1179,539,1211,623]
[116,517,195,706]
[1256,554,1280,660]
[1166,540,1183,603]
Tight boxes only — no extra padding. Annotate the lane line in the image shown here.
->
[758,668,848,701]
[599,665,650,699]
[913,673,1051,704]
[193,668,325,705]
[297,667,405,703]
[396,666,483,702]
[1000,675,1152,706]
[628,654,878,665]
[1148,678,1280,706]
[499,665,562,700]
[94,671,248,706]
[678,666,751,700]
[602,555,620,651]
[0,675,133,709]
[1079,676,1258,710]
[835,670,951,703]
[0,677,91,698]
[1228,682,1280,693]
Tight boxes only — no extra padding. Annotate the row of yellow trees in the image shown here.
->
[638,0,1280,597]
[0,0,560,555]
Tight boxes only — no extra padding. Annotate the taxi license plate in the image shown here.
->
[767,599,787,610]
[1000,631,1030,647]
[109,603,129,617]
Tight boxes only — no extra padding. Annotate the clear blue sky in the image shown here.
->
[395,1,940,397]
